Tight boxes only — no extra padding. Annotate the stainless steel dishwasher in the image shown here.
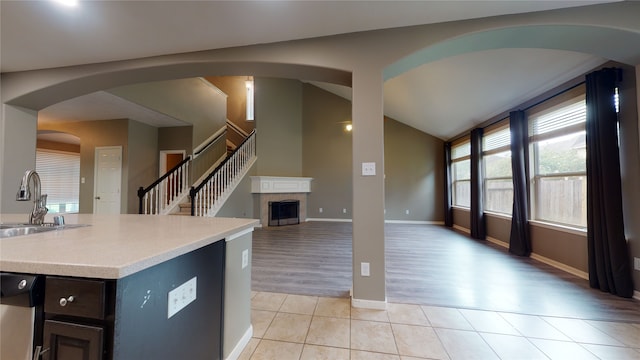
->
[0,273,44,360]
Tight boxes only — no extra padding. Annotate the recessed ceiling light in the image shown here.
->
[53,0,78,7]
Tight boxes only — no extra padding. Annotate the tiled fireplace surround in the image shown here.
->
[251,176,313,227]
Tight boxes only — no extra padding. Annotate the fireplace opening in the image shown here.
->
[269,200,300,226]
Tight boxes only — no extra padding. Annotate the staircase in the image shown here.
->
[139,129,256,217]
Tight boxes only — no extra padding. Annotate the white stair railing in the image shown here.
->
[190,130,256,216]
[138,157,191,215]
[138,128,228,215]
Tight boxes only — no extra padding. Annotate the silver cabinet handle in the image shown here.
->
[33,345,49,360]
[59,295,75,307]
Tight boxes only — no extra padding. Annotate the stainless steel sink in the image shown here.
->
[0,223,87,238]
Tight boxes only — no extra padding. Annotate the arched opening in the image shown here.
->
[381,24,640,311]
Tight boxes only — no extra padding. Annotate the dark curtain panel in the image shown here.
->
[470,128,485,240]
[509,110,531,256]
[586,67,633,298]
[444,142,453,227]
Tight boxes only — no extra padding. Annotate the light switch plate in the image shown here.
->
[362,162,376,176]
[242,249,249,269]
[361,262,370,277]
[168,276,197,318]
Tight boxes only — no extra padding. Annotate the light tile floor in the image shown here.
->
[240,291,640,360]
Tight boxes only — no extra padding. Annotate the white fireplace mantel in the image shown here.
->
[250,176,313,194]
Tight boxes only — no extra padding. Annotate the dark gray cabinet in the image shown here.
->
[43,320,103,360]
[40,240,225,360]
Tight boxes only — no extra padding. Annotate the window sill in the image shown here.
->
[529,220,587,237]
[484,211,512,220]
[451,206,470,211]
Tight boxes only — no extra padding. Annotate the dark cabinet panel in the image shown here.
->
[45,277,106,320]
[43,320,103,360]
[114,240,225,360]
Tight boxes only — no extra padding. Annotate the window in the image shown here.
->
[451,139,471,207]
[36,149,80,214]
[528,92,586,228]
[483,121,512,214]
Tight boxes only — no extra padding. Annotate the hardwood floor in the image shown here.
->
[251,221,352,298]
[251,221,640,322]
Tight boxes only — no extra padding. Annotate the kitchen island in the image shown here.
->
[0,214,258,360]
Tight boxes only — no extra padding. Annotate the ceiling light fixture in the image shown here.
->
[345,124,353,132]
[53,0,78,7]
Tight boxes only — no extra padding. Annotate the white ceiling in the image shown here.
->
[0,0,624,141]
[38,91,188,128]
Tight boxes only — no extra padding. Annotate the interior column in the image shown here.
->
[351,67,386,307]
[0,104,38,214]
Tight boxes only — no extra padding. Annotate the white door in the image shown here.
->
[94,146,122,214]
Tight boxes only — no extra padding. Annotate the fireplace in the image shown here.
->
[251,176,313,227]
[269,200,300,226]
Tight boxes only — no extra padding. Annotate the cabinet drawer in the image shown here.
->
[45,277,106,320]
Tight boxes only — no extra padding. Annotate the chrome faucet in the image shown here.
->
[16,170,48,225]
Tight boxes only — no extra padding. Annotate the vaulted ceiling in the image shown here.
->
[1,0,634,140]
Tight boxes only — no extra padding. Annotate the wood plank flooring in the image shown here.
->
[251,221,640,322]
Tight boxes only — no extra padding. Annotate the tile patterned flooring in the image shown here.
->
[239,291,640,360]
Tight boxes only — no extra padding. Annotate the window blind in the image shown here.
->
[36,149,80,213]
[529,99,586,142]
[483,125,511,154]
[451,141,471,160]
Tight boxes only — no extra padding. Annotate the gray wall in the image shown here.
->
[384,117,444,222]
[0,105,38,214]
[255,78,303,177]
[486,214,511,246]
[158,126,193,155]
[216,163,257,219]
[108,78,227,150]
[127,120,159,213]
[302,83,353,219]
[619,65,640,289]
[223,232,253,359]
[302,83,444,222]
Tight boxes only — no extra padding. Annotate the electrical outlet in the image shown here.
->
[361,262,370,277]
[319,207,323,213]
[168,277,197,319]
[634,257,640,271]
[242,249,249,269]
[405,209,410,215]
[343,208,347,214]
[362,162,376,176]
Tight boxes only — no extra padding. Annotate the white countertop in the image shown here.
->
[0,214,259,279]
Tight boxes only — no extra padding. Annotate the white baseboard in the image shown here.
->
[530,253,589,280]
[487,236,508,248]
[306,218,352,223]
[487,235,589,280]
[634,290,640,301]
[351,297,387,310]
[461,230,590,281]
[224,325,253,360]
[307,218,444,225]
[385,220,445,225]
[452,224,471,234]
